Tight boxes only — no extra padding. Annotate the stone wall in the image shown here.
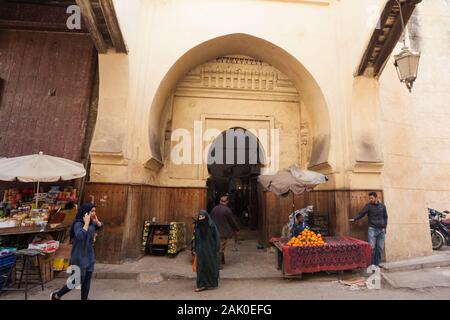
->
[379,1,450,261]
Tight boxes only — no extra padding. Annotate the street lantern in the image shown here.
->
[393,0,421,93]
[394,46,421,92]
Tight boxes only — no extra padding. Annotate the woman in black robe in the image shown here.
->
[193,210,220,292]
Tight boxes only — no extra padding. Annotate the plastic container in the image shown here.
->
[52,258,70,271]
[0,253,16,268]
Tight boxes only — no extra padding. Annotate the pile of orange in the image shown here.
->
[287,229,326,247]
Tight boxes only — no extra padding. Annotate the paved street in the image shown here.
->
[1,232,450,300]
[1,270,450,300]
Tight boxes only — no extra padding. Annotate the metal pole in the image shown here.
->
[36,181,40,208]
[396,0,407,46]
[292,191,295,211]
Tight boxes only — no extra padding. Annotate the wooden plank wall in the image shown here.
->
[0,2,89,33]
[259,189,383,245]
[83,183,128,264]
[0,30,97,161]
[348,190,384,241]
[83,183,207,263]
[84,182,382,263]
[258,189,337,245]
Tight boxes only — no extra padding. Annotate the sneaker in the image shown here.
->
[195,287,206,292]
[50,291,60,300]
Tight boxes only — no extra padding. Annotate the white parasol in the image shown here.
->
[258,165,328,210]
[0,152,86,207]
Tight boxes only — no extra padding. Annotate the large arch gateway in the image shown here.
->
[148,34,332,170]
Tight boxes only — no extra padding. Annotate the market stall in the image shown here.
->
[0,152,86,283]
[270,234,372,278]
[141,221,187,256]
[260,166,371,277]
[0,186,78,244]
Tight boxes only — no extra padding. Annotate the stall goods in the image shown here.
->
[52,242,71,271]
[28,240,60,254]
[0,187,77,229]
[2,187,77,209]
[0,207,49,229]
[141,221,152,253]
[52,258,70,271]
[271,236,372,275]
[0,248,17,257]
[168,222,186,255]
[287,229,326,247]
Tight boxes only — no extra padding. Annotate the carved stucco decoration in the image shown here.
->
[300,122,312,169]
[177,55,298,94]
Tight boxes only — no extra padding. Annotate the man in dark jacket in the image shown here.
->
[349,192,388,266]
[210,195,239,267]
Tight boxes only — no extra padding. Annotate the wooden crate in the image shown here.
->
[14,253,54,284]
[310,213,330,236]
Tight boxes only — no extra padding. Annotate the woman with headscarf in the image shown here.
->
[193,210,220,292]
[50,203,102,300]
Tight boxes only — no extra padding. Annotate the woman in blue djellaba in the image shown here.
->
[50,202,103,300]
[193,210,220,292]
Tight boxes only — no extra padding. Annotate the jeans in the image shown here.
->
[56,270,93,300]
[368,227,385,266]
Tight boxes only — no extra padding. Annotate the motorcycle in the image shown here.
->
[428,208,450,250]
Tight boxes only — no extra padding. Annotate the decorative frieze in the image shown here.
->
[178,55,298,96]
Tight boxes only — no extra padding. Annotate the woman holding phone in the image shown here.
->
[50,202,102,300]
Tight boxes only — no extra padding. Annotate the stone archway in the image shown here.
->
[206,127,266,230]
[147,33,332,173]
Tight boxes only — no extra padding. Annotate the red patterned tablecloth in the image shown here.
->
[270,236,372,275]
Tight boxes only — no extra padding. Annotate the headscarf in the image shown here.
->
[70,202,95,240]
[288,210,302,231]
[197,210,210,241]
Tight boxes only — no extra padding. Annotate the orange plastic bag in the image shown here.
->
[193,255,197,272]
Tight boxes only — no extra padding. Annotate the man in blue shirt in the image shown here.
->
[349,192,388,266]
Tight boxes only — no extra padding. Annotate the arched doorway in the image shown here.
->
[148,34,332,172]
[206,128,266,230]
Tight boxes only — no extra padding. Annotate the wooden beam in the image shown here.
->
[99,0,127,53]
[75,0,108,53]
[373,1,417,76]
[356,0,422,77]
[0,19,89,33]
[356,0,396,76]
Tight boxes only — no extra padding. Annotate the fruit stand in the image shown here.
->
[270,229,372,278]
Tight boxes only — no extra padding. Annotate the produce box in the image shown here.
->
[14,252,54,284]
[28,240,60,254]
[54,243,71,259]
[310,213,329,236]
[53,258,70,272]
[153,235,169,245]
[0,248,17,257]
[168,222,186,255]
[0,252,16,269]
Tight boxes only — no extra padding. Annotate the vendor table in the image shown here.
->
[270,236,372,278]
[0,222,71,243]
